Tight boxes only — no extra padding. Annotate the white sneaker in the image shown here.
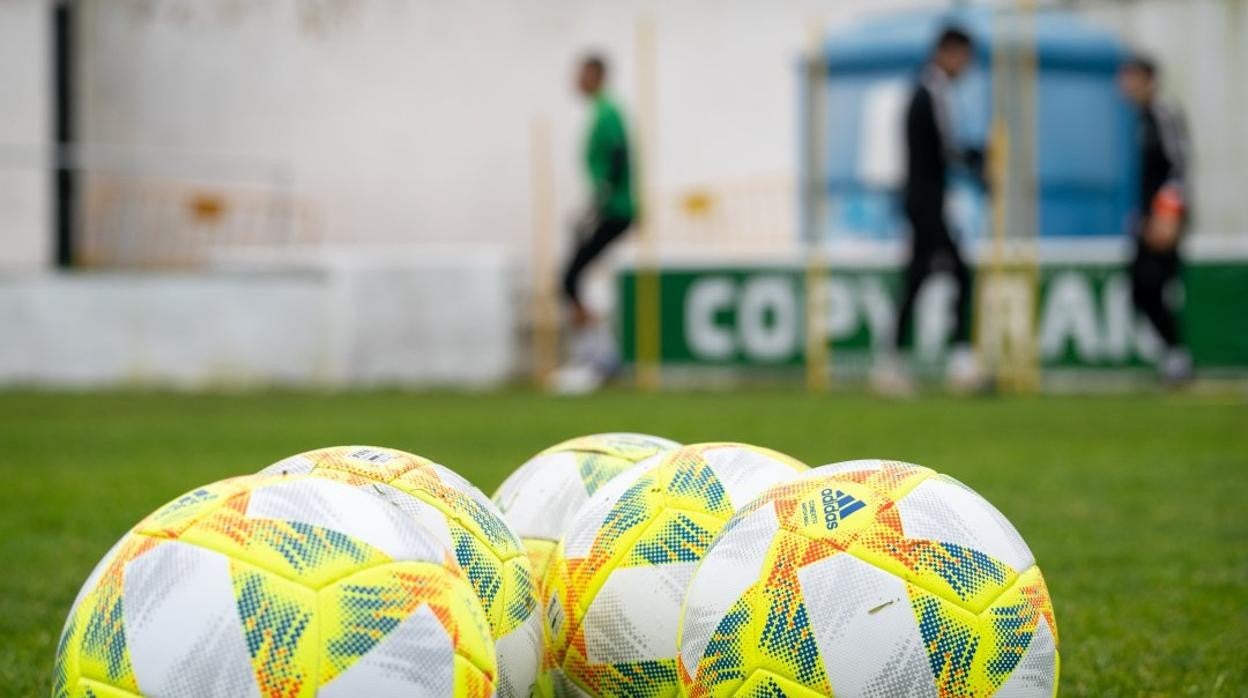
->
[870,354,915,398]
[946,345,986,395]
[570,324,620,375]
[1160,348,1194,386]
[547,363,604,396]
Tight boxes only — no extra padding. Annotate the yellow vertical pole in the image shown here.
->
[804,19,830,393]
[635,15,661,391]
[978,6,1014,392]
[978,2,1042,394]
[530,117,558,386]
[981,115,1011,380]
[1016,0,1042,393]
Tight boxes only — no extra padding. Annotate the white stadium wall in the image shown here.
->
[8,0,896,388]
[0,0,51,271]
[72,0,925,258]
[0,250,514,388]
[69,0,1247,259]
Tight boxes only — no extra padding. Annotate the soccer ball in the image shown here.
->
[544,442,808,697]
[261,446,542,698]
[492,432,679,583]
[53,473,496,697]
[678,460,1059,697]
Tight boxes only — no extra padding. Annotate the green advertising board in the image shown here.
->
[618,252,1248,373]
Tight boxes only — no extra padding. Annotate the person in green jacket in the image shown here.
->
[562,54,636,329]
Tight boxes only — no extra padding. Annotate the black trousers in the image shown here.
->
[562,216,632,305]
[894,204,971,349]
[1131,240,1182,348]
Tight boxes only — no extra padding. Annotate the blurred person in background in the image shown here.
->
[551,53,636,394]
[873,27,985,397]
[1119,55,1193,385]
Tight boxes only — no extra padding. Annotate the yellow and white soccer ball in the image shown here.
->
[492,432,679,583]
[260,446,543,698]
[543,442,808,697]
[677,460,1059,697]
[53,473,496,697]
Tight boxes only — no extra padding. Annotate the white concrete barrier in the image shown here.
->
[0,248,516,388]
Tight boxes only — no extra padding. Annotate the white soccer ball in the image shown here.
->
[53,473,497,698]
[261,446,543,698]
[492,432,679,583]
[678,459,1059,697]
[543,442,808,696]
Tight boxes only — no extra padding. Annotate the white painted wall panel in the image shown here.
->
[0,0,51,271]
[0,250,515,387]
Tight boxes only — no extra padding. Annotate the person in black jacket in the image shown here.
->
[874,27,983,396]
[1119,55,1193,384]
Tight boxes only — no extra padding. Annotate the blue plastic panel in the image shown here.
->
[809,7,1136,242]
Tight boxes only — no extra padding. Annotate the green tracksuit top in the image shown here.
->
[585,93,636,221]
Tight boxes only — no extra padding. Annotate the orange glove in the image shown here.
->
[1146,185,1185,252]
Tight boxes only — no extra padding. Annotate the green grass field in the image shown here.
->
[1,389,1244,696]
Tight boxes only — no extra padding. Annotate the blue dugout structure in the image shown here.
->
[801,8,1136,244]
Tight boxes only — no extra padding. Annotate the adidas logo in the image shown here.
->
[820,488,866,530]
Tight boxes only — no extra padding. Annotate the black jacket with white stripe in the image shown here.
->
[1137,100,1190,218]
